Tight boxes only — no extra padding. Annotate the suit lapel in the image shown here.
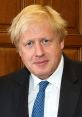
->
[58,56,80,117]
[13,68,30,117]
[58,76,80,117]
[16,79,29,117]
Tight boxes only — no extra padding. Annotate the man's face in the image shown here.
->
[18,20,64,79]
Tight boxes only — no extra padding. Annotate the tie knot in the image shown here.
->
[39,81,49,92]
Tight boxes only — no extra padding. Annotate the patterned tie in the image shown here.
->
[32,81,49,117]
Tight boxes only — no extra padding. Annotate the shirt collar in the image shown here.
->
[47,55,64,89]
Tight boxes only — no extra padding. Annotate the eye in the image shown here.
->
[24,41,34,48]
[42,39,50,45]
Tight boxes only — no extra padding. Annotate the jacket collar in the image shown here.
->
[58,55,80,117]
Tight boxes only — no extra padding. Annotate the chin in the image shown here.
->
[35,72,51,79]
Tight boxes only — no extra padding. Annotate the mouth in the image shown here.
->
[34,60,48,65]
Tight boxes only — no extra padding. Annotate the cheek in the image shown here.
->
[18,48,30,62]
[18,47,35,69]
[48,45,62,60]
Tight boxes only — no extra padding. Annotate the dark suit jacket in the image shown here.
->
[0,55,82,117]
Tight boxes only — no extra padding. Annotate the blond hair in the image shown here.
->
[9,4,68,46]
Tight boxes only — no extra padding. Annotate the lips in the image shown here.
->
[34,60,48,65]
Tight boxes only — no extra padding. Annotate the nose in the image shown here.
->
[35,43,44,57]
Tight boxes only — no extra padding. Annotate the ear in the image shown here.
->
[16,47,22,57]
[60,40,64,49]
[18,50,22,57]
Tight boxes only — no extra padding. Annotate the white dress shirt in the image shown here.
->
[28,55,64,117]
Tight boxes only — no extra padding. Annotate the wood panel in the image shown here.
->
[64,48,81,61]
[53,0,79,34]
[0,48,22,76]
[0,0,22,76]
[79,0,82,34]
[0,0,21,32]
[64,35,82,61]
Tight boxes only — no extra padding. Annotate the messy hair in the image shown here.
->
[9,4,67,46]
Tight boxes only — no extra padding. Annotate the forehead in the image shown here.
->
[21,20,55,40]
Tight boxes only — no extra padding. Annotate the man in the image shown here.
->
[0,4,82,117]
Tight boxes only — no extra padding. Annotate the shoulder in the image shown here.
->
[0,67,30,79]
[0,67,30,88]
[64,54,82,70]
[63,54,82,83]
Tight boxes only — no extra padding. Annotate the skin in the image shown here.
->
[18,20,64,80]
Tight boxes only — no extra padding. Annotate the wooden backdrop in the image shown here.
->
[0,0,82,76]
